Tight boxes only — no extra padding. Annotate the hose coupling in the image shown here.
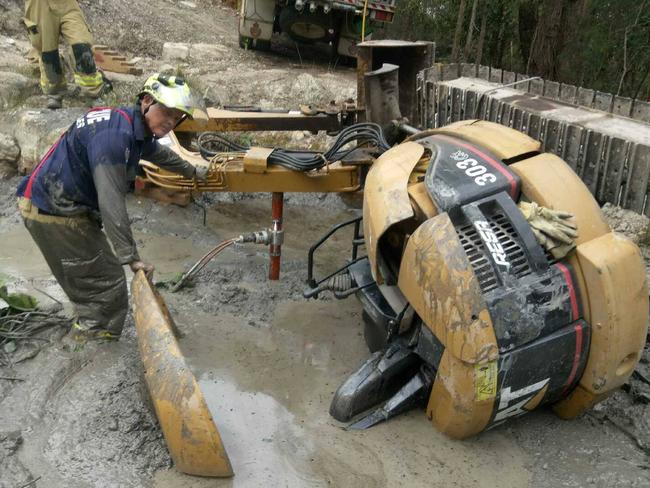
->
[237,230,270,245]
[270,227,284,246]
[236,228,283,246]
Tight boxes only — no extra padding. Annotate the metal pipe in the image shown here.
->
[395,121,420,135]
[269,192,284,280]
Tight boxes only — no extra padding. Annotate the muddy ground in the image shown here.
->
[0,0,649,487]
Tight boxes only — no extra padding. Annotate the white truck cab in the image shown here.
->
[239,0,397,58]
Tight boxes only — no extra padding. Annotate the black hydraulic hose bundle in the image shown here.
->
[197,132,248,159]
[197,123,391,172]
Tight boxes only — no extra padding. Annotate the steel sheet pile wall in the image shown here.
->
[416,64,650,216]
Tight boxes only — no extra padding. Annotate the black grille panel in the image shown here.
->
[457,224,499,292]
[457,213,537,293]
[488,213,532,278]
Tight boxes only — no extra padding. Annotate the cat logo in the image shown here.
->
[493,378,550,424]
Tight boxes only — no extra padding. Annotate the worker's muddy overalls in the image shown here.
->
[17,105,198,337]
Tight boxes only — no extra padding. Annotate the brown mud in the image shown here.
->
[1,173,649,487]
[0,0,649,486]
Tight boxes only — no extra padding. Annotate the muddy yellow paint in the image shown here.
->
[398,213,498,364]
[363,141,425,284]
[131,271,234,477]
[405,120,540,160]
[554,233,649,417]
[428,350,496,439]
[510,153,610,246]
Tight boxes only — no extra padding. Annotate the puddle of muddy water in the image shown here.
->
[3,192,645,488]
[153,300,533,488]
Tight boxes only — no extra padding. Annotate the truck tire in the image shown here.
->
[239,34,272,51]
[278,7,335,44]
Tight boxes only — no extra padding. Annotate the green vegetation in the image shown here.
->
[385,0,650,99]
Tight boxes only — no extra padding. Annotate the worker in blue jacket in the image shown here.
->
[17,74,208,341]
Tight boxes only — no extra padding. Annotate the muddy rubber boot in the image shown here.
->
[90,329,120,342]
[67,323,120,344]
[46,95,63,110]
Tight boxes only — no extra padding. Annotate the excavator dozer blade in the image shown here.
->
[131,270,234,477]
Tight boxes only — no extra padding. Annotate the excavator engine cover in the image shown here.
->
[308,120,648,439]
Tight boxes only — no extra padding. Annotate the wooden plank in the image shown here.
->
[425,80,436,128]
[481,95,499,122]
[457,88,466,120]
[441,64,460,80]
[93,45,143,75]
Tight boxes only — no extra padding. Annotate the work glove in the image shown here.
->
[130,260,155,281]
[194,165,209,180]
[518,201,578,259]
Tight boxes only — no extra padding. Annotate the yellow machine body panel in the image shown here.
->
[509,152,612,323]
[363,141,425,284]
[131,271,234,477]
[427,351,498,439]
[510,153,610,246]
[553,233,649,417]
[141,132,361,193]
[398,213,498,364]
[507,151,648,418]
[407,181,438,220]
[427,120,541,160]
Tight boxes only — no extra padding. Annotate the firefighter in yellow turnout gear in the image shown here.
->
[23,0,105,109]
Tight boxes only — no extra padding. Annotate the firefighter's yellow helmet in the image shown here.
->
[140,74,195,118]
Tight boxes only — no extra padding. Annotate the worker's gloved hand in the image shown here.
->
[130,260,155,281]
[519,201,578,259]
[194,165,209,180]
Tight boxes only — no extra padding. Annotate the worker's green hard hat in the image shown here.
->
[140,74,195,118]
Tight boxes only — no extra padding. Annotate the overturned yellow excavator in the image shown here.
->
[304,119,648,438]
[132,111,648,475]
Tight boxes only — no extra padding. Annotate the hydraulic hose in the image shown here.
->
[196,122,391,172]
[170,239,236,292]
[169,231,272,292]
